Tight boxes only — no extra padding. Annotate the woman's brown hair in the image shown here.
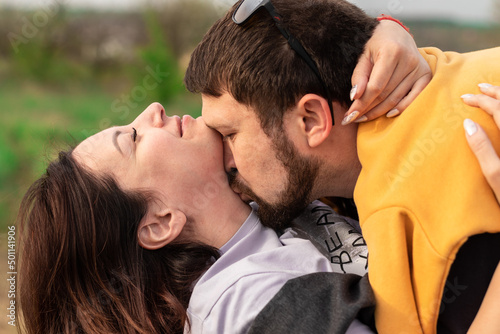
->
[18,150,219,333]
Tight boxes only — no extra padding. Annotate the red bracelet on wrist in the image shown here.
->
[377,14,411,34]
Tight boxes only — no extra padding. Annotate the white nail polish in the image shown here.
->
[461,94,475,99]
[354,116,368,123]
[478,83,493,89]
[350,85,358,101]
[386,109,400,118]
[464,119,478,136]
[342,111,359,125]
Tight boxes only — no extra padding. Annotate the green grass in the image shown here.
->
[0,81,202,232]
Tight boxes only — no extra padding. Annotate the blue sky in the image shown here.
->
[1,0,497,23]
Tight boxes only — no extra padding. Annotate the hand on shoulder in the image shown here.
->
[462,84,500,203]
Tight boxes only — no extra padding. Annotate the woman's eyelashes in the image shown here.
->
[132,128,138,142]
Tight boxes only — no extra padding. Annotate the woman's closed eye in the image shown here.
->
[132,128,138,142]
[223,133,235,141]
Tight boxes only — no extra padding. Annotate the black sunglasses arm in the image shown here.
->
[263,2,334,124]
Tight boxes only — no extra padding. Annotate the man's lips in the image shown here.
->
[232,186,253,202]
[239,193,253,202]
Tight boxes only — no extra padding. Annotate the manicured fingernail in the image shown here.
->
[386,109,401,118]
[350,85,358,101]
[478,83,493,90]
[342,111,359,125]
[461,94,475,99]
[464,119,478,136]
[354,115,368,123]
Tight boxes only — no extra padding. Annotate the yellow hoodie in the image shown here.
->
[355,47,500,333]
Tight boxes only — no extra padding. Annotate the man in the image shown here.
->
[184,0,500,332]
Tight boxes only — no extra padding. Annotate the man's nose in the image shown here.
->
[223,140,237,174]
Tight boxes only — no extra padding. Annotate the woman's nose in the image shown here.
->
[223,140,237,173]
[150,102,165,128]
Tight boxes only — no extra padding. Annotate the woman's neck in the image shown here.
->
[189,191,252,249]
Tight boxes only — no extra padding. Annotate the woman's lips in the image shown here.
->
[171,115,183,137]
[181,115,195,137]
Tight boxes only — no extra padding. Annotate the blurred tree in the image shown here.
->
[130,1,222,106]
[6,4,86,83]
[495,0,500,23]
[154,0,221,59]
[0,2,223,233]
[134,9,184,105]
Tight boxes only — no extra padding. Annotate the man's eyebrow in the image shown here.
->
[206,124,220,131]
[112,130,123,155]
[206,121,231,131]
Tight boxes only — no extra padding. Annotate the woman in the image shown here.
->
[18,104,229,333]
[18,102,375,334]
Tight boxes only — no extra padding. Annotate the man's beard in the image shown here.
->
[229,131,320,231]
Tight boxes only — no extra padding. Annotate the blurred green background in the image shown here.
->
[0,0,224,234]
[1,2,500,333]
[1,0,500,233]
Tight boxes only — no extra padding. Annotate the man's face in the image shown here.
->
[202,93,320,229]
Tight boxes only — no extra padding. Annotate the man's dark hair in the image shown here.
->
[185,0,378,133]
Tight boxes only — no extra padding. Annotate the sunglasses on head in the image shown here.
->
[232,0,335,125]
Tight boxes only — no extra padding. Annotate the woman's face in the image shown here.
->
[74,103,230,215]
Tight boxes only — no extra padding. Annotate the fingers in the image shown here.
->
[344,56,432,124]
[344,53,398,124]
[462,84,500,128]
[343,20,432,125]
[349,52,372,101]
[360,68,432,121]
[462,83,500,204]
[344,43,400,123]
[478,83,500,99]
[464,119,500,203]
[390,72,432,113]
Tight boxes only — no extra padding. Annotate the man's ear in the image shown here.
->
[137,208,187,250]
[295,94,335,148]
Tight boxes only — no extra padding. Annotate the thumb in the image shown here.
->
[464,119,500,203]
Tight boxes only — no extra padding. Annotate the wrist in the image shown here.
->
[377,14,411,35]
